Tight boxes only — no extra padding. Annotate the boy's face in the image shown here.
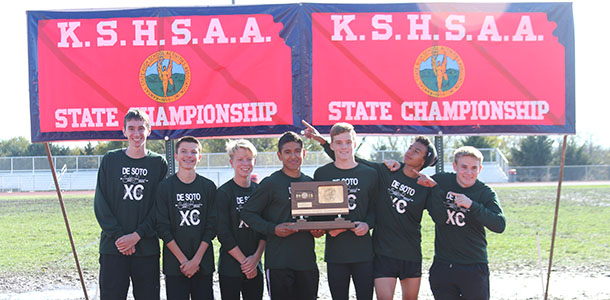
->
[330,131,356,161]
[175,142,201,170]
[230,148,255,178]
[453,155,482,188]
[123,119,150,149]
[403,141,427,170]
[277,141,304,173]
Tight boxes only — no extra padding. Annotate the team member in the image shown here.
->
[312,123,377,300]
[216,139,265,300]
[303,120,437,300]
[417,146,506,300]
[94,109,168,300]
[240,131,324,300]
[156,136,217,300]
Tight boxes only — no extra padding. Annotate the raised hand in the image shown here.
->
[301,120,326,144]
[414,169,437,187]
[382,159,401,171]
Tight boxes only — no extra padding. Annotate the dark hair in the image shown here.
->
[278,131,303,152]
[175,136,201,152]
[124,108,150,130]
[414,136,438,170]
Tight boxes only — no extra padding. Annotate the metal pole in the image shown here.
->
[544,135,568,300]
[435,135,444,173]
[44,143,89,300]
[165,137,175,177]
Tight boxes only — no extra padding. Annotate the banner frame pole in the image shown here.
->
[165,137,175,177]
[544,134,568,300]
[44,142,90,300]
[435,135,444,173]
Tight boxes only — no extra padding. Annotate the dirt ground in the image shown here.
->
[1,266,609,300]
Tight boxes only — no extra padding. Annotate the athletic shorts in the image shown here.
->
[373,254,422,280]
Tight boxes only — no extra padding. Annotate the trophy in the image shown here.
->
[289,181,355,230]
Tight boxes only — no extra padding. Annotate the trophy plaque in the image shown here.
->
[289,181,355,230]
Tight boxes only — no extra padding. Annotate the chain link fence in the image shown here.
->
[511,165,610,182]
[1,152,608,192]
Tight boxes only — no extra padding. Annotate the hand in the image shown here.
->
[310,229,326,238]
[274,223,298,237]
[414,169,437,187]
[180,259,200,278]
[383,159,401,172]
[245,269,258,280]
[115,232,141,254]
[327,229,346,237]
[120,246,136,256]
[351,222,369,236]
[448,192,472,209]
[301,120,326,144]
[240,255,259,275]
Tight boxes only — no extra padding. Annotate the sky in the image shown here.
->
[2,0,609,148]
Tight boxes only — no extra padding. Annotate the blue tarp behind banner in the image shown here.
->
[28,3,574,142]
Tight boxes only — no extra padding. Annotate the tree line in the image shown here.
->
[0,135,608,166]
[369,135,610,166]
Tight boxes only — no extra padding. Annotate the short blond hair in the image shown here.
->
[454,146,483,164]
[330,122,356,142]
[226,139,257,159]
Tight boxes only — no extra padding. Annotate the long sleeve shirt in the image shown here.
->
[428,172,506,264]
[155,174,217,275]
[313,162,377,263]
[216,179,264,277]
[240,170,318,271]
[94,149,167,256]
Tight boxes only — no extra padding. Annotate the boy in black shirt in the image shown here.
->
[156,136,217,300]
[313,122,378,300]
[94,109,168,300]
[416,146,506,300]
[241,132,324,300]
[216,139,265,300]
[303,121,437,300]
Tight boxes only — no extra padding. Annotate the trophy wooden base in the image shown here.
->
[289,217,356,230]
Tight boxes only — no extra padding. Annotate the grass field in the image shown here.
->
[0,185,609,281]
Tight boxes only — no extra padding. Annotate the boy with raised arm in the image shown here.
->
[216,139,265,300]
[156,136,217,299]
[417,146,506,300]
[313,122,378,300]
[303,121,437,300]
[240,131,324,300]
[94,109,168,300]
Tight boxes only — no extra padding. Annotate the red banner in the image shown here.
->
[28,4,574,141]
[37,14,292,133]
[312,11,565,127]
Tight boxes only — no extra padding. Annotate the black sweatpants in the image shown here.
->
[327,261,374,300]
[164,272,213,300]
[429,261,490,300]
[219,272,264,300]
[99,254,160,300]
[266,268,319,300]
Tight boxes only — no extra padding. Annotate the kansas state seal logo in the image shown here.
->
[139,51,191,103]
[414,46,465,98]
